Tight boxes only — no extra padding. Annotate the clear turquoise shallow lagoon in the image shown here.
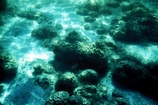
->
[1,0,158,105]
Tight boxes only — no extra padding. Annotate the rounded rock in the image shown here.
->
[73,85,97,98]
[78,69,99,85]
[0,52,17,83]
[45,91,69,105]
[55,72,78,94]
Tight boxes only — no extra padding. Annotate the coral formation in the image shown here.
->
[110,2,158,43]
[52,41,108,76]
[55,72,78,94]
[31,25,58,40]
[0,52,17,83]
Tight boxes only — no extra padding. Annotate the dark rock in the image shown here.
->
[31,25,58,40]
[122,7,150,21]
[52,42,108,76]
[0,52,17,83]
[110,20,127,42]
[84,3,100,12]
[55,72,78,94]
[78,69,99,85]
[65,31,84,43]
[45,91,69,105]
[84,85,97,94]
[121,2,149,13]
[124,21,142,42]
[68,95,88,105]
[35,76,50,89]
[17,10,43,20]
[73,85,97,98]
[112,60,158,101]
[33,64,46,75]
[112,60,150,90]
[112,89,130,105]
[110,2,158,43]
[97,84,107,97]
[112,89,124,98]
[145,62,158,78]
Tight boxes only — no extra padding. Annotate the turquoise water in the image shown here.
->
[1,0,158,105]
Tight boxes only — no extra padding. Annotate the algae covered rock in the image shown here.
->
[73,85,97,98]
[31,25,58,40]
[0,52,18,83]
[45,91,70,105]
[112,60,149,90]
[78,69,99,85]
[52,41,107,76]
[55,72,78,94]
[112,60,158,101]
[65,30,84,43]
[45,91,89,105]
[68,95,88,105]
[110,2,158,43]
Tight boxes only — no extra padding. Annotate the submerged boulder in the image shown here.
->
[78,69,99,85]
[73,85,97,98]
[31,25,58,40]
[112,60,149,90]
[45,91,89,105]
[110,2,158,43]
[65,30,85,43]
[55,72,78,94]
[45,91,70,105]
[52,41,108,76]
[112,60,158,101]
[0,52,18,83]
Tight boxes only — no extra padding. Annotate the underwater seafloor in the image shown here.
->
[1,0,158,105]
